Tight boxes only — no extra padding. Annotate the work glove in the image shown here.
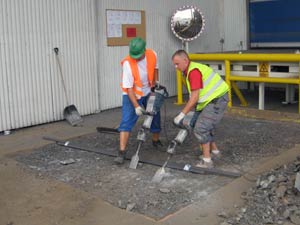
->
[173,112,185,126]
[135,106,145,116]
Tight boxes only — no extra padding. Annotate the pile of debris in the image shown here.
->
[220,157,300,225]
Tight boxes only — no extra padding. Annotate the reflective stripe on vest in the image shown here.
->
[120,49,156,99]
[186,62,228,110]
[199,75,224,102]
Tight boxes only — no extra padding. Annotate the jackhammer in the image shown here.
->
[168,111,195,154]
[151,112,195,182]
[129,84,169,169]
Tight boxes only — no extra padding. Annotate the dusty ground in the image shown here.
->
[14,113,300,220]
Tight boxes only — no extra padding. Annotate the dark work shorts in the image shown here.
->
[193,92,229,143]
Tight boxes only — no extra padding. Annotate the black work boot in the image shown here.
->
[152,139,163,148]
[114,150,126,165]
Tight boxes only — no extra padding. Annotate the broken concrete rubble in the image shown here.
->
[220,157,300,225]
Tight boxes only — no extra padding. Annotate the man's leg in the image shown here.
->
[193,106,215,168]
[210,142,218,151]
[211,141,221,154]
[120,131,130,151]
[152,132,159,142]
[142,93,163,147]
[152,132,163,147]
[115,95,139,164]
[114,131,130,164]
[195,93,229,168]
[209,93,228,158]
[199,141,221,159]
[150,111,162,147]
[201,142,211,158]
[197,141,214,168]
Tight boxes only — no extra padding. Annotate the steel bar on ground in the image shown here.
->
[43,136,241,178]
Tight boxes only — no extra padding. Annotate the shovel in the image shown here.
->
[53,47,83,126]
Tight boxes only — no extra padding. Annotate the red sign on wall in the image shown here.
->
[126,28,137,37]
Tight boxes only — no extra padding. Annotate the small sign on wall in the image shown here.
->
[106,9,146,46]
[259,62,269,77]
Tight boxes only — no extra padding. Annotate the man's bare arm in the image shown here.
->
[127,88,139,108]
[182,89,199,114]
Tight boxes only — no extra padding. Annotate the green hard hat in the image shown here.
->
[129,37,146,59]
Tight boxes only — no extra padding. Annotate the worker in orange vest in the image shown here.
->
[115,37,162,164]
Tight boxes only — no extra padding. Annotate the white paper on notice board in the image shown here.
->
[106,10,141,38]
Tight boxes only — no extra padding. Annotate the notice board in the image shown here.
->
[106,9,146,46]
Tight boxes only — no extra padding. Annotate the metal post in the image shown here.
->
[176,70,184,105]
[225,60,232,107]
[258,83,265,110]
[175,41,189,105]
[182,41,189,53]
[282,84,297,104]
[291,85,297,103]
[298,61,300,114]
[283,84,291,104]
[298,84,300,114]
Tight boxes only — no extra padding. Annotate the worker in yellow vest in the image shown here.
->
[172,49,229,168]
[115,37,162,164]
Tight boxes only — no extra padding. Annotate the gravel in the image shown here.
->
[220,157,300,225]
[15,114,300,220]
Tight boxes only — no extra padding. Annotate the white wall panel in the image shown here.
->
[188,1,223,53]
[0,1,11,130]
[0,0,248,132]
[187,0,247,53]
[48,0,98,121]
[97,0,210,110]
[96,0,248,110]
[0,0,98,132]
[222,0,247,51]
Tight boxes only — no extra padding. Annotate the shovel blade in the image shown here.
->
[151,167,166,183]
[129,154,139,169]
[63,105,83,126]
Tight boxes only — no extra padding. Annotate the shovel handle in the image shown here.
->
[53,47,59,55]
[43,136,70,146]
[53,47,70,105]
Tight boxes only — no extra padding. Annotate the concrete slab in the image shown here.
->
[1,96,300,225]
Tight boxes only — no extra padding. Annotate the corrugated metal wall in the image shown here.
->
[97,0,247,110]
[0,0,247,132]
[223,0,247,51]
[187,0,247,52]
[0,0,98,132]
[96,0,189,110]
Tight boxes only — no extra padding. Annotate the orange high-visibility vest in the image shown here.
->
[121,49,156,99]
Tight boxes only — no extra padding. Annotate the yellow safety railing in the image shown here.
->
[175,53,300,113]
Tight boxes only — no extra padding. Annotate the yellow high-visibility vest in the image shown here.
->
[186,62,228,111]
